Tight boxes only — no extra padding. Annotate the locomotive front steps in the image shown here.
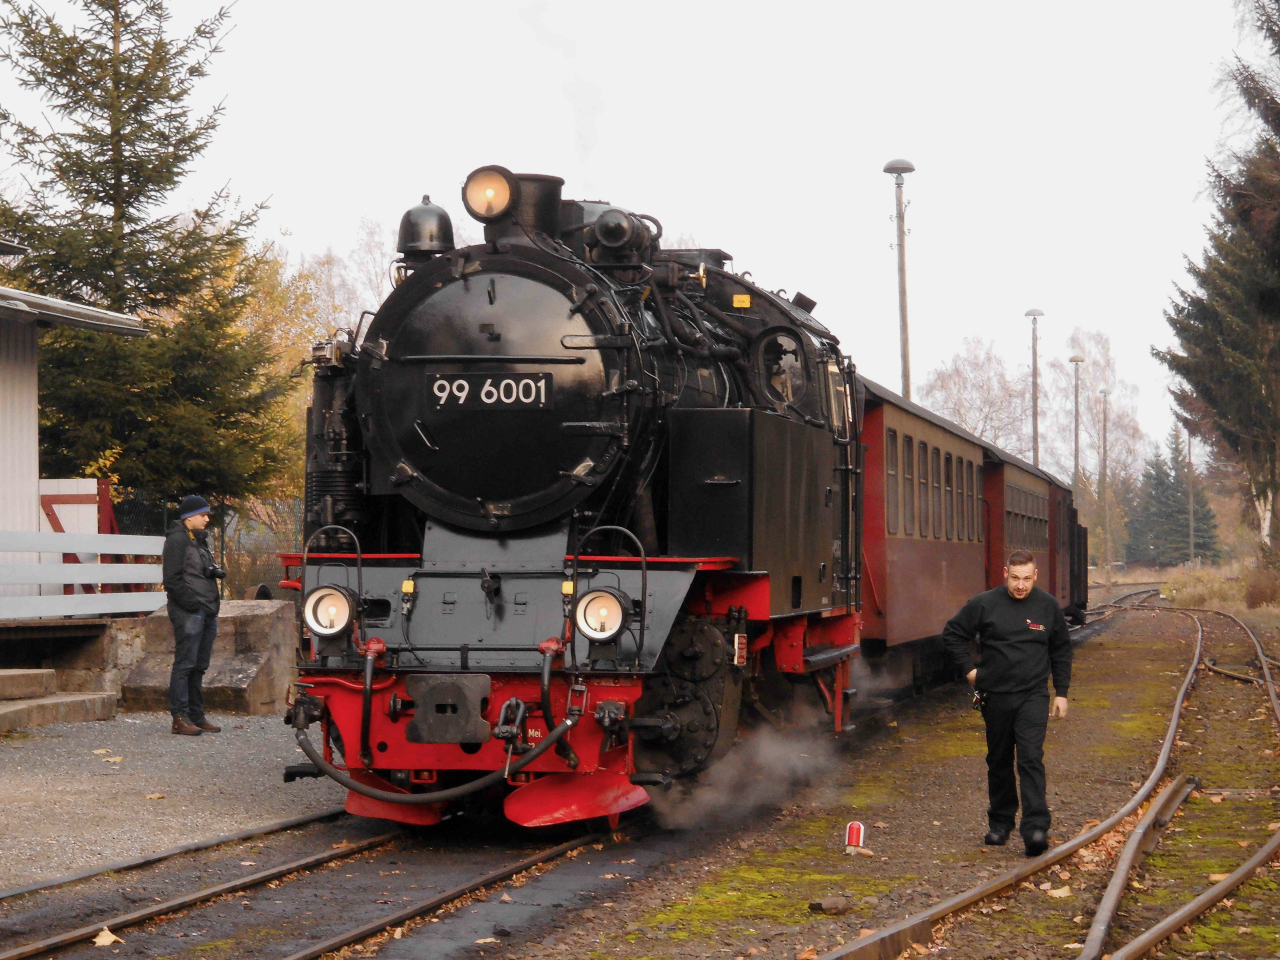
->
[0,668,115,732]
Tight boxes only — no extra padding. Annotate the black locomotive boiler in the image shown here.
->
[283,165,1086,828]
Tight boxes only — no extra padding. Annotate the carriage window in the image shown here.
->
[885,429,899,535]
[902,435,915,535]
[759,332,806,405]
[956,457,966,541]
[918,442,929,538]
[966,460,976,541]
[931,447,942,538]
[826,361,848,440]
[944,454,954,540]
[975,463,984,541]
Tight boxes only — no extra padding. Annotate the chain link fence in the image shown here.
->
[109,488,303,601]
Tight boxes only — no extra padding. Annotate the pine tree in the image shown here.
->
[1157,1,1280,546]
[1125,429,1221,565]
[0,0,291,501]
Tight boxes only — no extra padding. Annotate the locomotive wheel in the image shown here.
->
[663,618,727,682]
[633,676,719,774]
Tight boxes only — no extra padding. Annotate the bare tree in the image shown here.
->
[918,338,1031,458]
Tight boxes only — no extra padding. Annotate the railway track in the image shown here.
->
[0,808,611,960]
[819,599,1280,960]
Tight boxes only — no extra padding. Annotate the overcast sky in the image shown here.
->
[2,1,1260,452]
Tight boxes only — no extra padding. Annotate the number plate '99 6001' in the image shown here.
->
[430,373,553,409]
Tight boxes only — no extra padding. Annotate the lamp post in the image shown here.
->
[1099,388,1111,584]
[1188,427,1195,566]
[1070,355,1084,490]
[1025,309,1044,467]
[884,158,915,400]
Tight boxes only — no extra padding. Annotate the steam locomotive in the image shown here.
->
[282,165,1088,828]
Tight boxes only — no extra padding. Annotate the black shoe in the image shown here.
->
[983,829,1010,846]
[1024,829,1049,857]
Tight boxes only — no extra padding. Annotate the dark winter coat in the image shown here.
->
[941,586,1072,696]
[162,522,221,615]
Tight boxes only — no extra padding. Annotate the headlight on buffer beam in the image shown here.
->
[574,587,633,643]
[303,585,357,637]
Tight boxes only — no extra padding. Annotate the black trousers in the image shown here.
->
[980,686,1050,839]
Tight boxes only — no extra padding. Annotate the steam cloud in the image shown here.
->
[646,725,836,829]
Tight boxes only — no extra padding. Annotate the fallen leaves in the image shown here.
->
[910,944,930,956]
[102,756,123,763]
[1047,886,1072,898]
[392,928,404,939]
[144,793,164,800]
[1208,873,1230,882]
[873,821,889,828]
[857,928,876,939]
[1210,795,1224,804]
[92,928,123,946]
[795,948,818,960]
[240,861,256,866]
[855,847,875,858]
[92,748,109,755]
[475,937,499,944]
[500,893,513,902]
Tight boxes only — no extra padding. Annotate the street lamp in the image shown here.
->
[1070,355,1085,489]
[884,158,915,400]
[1025,309,1044,468]
[1099,388,1111,584]
[1188,427,1195,566]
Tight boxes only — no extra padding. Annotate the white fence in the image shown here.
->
[0,530,165,619]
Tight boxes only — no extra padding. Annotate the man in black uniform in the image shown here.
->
[942,549,1072,856]
[161,495,224,737]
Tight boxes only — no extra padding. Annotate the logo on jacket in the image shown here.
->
[1027,620,1046,631]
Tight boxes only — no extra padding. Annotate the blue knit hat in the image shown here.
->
[178,495,210,519]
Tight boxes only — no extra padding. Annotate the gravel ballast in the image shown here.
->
[0,711,346,889]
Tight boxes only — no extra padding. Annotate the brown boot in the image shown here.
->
[193,720,221,733]
[172,717,203,736]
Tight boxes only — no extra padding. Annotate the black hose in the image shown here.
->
[359,652,374,768]
[540,651,556,734]
[294,717,577,805]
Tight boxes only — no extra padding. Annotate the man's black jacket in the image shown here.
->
[162,522,221,615]
[941,585,1072,696]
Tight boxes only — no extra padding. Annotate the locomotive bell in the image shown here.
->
[397,195,455,255]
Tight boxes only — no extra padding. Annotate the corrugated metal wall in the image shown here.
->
[0,316,40,598]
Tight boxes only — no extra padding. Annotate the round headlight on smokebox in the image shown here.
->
[574,587,632,643]
[462,165,519,222]
[302,585,357,637]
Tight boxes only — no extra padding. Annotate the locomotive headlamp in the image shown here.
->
[462,166,518,222]
[302,585,357,637]
[574,587,632,643]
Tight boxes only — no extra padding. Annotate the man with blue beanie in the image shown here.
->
[161,495,225,736]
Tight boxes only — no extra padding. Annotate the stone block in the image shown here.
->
[49,617,147,696]
[0,692,115,732]
[120,600,297,716]
[0,669,56,701]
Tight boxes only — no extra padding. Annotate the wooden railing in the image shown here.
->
[0,530,165,619]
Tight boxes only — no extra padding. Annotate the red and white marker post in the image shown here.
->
[844,820,865,854]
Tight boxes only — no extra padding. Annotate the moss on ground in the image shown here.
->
[637,852,902,941]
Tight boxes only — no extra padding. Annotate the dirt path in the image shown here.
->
[467,608,1196,960]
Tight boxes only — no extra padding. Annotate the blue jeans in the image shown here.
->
[167,605,218,722]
